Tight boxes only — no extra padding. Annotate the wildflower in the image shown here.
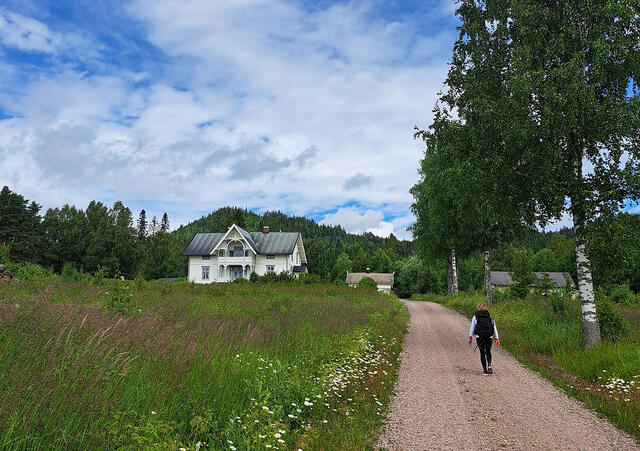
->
[278,439,285,444]
[151,411,157,415]
[323,419,328,423]
[275,433,281,438]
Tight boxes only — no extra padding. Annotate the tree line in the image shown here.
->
[411,1,640,348]
[0,186,415,281]
[0,186,183,279]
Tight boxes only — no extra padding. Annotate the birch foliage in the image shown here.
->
[438,0,639,347]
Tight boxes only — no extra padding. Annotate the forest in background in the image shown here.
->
[2,185,639,298]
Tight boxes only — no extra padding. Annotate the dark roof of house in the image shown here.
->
[490,271,572,287]
[249,231,300,255]
[292,265,307,273]
[182,233,225,256]
[182,226,302,257]
[155,277,178,282]
[346,272,394,286]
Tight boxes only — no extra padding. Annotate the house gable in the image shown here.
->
[211,224,258,255]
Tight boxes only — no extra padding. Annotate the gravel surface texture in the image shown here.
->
[377,301,639,450]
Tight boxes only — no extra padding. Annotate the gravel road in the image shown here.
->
[377,301,639,450]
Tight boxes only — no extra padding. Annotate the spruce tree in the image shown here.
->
[160,213,170,233]
[137,209,148,241]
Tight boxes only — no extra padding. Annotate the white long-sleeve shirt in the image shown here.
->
[469,315,499,339]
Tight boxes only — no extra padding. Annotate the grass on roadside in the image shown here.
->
[0,275,408,450]
[412,291,640,442]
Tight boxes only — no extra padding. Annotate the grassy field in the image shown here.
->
[0,272,408,450]
[412,291,640,441]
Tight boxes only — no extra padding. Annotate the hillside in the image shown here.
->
[173,207,414,257]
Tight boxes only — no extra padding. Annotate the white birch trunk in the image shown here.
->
[448,249,458,297]
[573,214,601,348]
[484,249,492,304]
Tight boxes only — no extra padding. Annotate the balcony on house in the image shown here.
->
[216,245,255,265]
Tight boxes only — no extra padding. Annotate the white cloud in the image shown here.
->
[542,212,574,232]
[320,206,396,237]
[0,1,457,237]
[0,7,89,54]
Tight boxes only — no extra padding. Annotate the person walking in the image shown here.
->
[468,303,500,375]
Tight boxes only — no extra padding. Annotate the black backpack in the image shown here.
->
[474,310,494,338]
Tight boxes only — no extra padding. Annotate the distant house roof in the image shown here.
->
[155,277,178,282]
[346,272,394,286]
[182,225,305,259]
[292,265,307,273]
[490,271,572,287]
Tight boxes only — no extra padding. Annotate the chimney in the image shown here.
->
[263,226,270,234]
[365,267,371,274]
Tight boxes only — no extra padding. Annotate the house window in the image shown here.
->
[202,266,210,280]
[267,255,275,259]
[266,265,275,273]
[245,250,249,257]
[202,255,210,260]
[219,250,225,257]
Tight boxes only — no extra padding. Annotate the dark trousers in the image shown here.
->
[477,336,493,371]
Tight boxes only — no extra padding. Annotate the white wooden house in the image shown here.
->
[182,224,307,283]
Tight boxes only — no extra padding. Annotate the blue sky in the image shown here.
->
[0,0,462,239]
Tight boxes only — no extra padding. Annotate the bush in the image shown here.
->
[249,271,259,282]
[597,301,630,342]
[10,262,53,281]
[549,292,568,319]
[252,271,297,284]
[537,273,557,296]
[231,277,249,284]
[0,244,10,264]
[298,273,323,284]
[609,284,638,305]
[508,283,530,300]
[394,257,442,298]
[357,277,378,290]
[492,288,511,303]
[104,278,140,315]
[92,267,107,286]
[62,262,85,282]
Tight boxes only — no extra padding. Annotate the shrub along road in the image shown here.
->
[377,301,638,450]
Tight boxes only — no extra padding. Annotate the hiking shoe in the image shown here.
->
[488,366,493,375]
[483,370,488,376]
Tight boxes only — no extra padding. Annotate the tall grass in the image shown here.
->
[0,276,408,450]
[413,291,640,441]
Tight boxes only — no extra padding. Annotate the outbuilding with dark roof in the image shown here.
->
[490,271,573,288]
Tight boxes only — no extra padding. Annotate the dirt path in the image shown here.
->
[377,301,638,450]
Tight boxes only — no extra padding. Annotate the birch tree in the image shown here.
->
[445,0,640,347]
[412,110,528,304]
